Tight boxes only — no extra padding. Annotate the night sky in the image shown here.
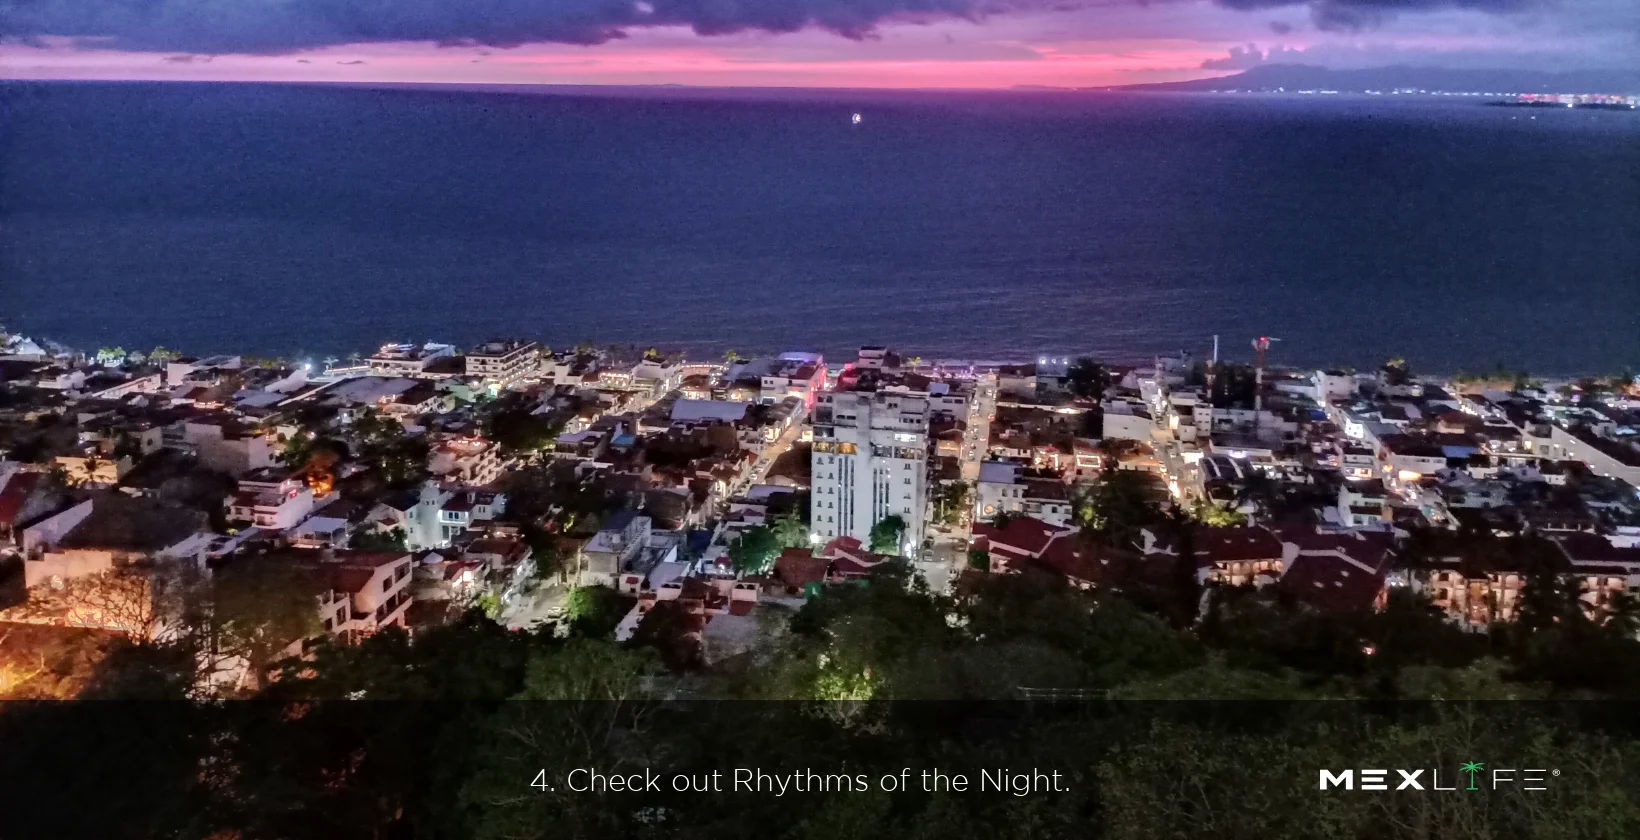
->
[3,0,1637,88]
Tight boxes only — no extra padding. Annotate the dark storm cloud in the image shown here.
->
[1269,20,1295,34]
[1214,0,1541,31]
[0,0,1554,54]
[0,0,986,53]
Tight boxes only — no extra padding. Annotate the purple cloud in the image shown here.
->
[0,0,1569,54]
[1201,43,1307,69]
[1216,0,1540,31]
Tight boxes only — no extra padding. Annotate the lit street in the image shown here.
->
[730,412,806,497]
[918,528,968,594]
[1150,412,1202,506]
[960,373,997,482]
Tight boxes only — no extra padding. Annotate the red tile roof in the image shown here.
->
[972,517,1065,557]
[1553,533,1640,569]
[1280,550,1385,613]
[1031,535,1108,586]
[820,536,864,556]
[830,555,886,579]
[1284,529,1396,567]
[971,516,1101,583]
[1195,526,1285,568]
[774,548,829,592]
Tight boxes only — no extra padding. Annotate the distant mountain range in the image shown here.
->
[1108,65,1640,95]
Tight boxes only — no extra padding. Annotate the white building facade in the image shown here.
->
[810,390,930,555]
[465,340,541,387]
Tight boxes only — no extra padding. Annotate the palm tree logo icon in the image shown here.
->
[1460,762,1485,791]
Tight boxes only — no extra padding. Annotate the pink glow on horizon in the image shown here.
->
[2,0,1624,89]
[2,12,1554,90]
[1,32,1245,89]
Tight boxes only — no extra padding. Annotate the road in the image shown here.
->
[960,373,997,483]
[1148,399,1203,506]
[917,528,969,594]
[909,373,997,593]
[729,413,806,498]
[500,581,569,631]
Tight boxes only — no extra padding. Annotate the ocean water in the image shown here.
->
[2,81,1637,373]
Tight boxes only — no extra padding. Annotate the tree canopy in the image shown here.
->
[483,394,565,455]
[11,522,1640,839]
[348,409,430,487]
[1066,357,1111,400]
[730,525,781,574]
[869,514,907,555]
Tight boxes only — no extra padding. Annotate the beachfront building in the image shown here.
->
[367,342,457,377]
[464,340,541,388]
[758,352,827,411]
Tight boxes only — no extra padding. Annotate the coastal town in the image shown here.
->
[1,326,1637,695]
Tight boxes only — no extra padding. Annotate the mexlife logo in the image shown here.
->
[1319,763,1559,791]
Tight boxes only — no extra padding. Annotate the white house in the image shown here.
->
[367,342,456,377]
[228,467,318,531]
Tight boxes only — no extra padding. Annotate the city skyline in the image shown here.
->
[4,0,1638,88]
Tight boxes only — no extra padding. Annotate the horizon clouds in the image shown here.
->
[2,0,1633,86]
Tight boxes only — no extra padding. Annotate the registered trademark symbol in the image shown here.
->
[1552,770,1560,776]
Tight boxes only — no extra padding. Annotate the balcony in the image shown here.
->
[372,589,413,625]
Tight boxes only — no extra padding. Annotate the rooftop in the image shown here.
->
[1280,547,1385,613]
[1571,428,1640,468]
[977,462,1018,485]
[469,339,538,356]
[671,399,750,424]
[55,494,207,552]
[1021,478,1069,501]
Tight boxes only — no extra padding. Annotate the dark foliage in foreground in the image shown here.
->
[4,567,1640,840]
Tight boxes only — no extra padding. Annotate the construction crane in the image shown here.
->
[1251,336,1280,441]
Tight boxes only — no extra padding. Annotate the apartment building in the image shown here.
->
[367,342,456,377]
[293,549,415,642]
[758,352,827,411]
[428,434,508,487]
[465,340,541,387]
[810,389,931,554]
[228,466,317,531]
[974,461,1073,527]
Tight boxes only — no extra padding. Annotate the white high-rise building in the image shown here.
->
[810,390,930,555]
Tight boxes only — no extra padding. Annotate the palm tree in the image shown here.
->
[1460,761,1484,791]
[78,454,104,486]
